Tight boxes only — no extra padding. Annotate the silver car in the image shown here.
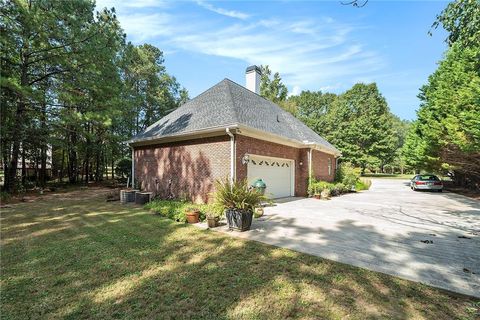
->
[410,174,443,192]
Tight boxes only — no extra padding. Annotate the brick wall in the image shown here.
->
[134,135,230,203]
[311,149,336,182]
[134,134,336,202]
[235,135,310,196]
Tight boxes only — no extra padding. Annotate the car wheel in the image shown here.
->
[438,189,443,192]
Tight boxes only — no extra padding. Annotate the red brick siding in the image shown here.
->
[134,136,230,203]
[134,133,336,202]
[235,135,310,196]
[311,149,336,182]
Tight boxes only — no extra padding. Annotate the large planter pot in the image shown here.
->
[186,209,200,224]
[225,208,253,231]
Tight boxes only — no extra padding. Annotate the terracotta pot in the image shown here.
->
[314,194,321,200]
[207,217,219,228]
[186,209,200,224]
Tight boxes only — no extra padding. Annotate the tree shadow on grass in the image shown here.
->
[1,192,479,319]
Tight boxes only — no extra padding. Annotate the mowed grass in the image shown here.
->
[1,188,478,319]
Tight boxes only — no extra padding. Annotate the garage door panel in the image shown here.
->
[247,155,293,198]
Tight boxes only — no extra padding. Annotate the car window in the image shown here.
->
[419,175,439,181]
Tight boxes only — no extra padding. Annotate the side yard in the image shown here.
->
[1,187,478,319]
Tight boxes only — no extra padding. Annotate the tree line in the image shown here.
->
[259,66,410,174]
[1,0,187,192]
[402,0,479,188]
[260,0,479,188]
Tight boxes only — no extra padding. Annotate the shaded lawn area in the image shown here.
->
[1,188,479,319]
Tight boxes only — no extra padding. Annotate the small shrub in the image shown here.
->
[308,180,336,196]
[145,199,208,223]
[331,182,348,196]
[115,158,132,179]
[0,191,11,203]
[336,162,360,189]
[356,178,372,191]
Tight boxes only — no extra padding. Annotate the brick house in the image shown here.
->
[128,66,341,203]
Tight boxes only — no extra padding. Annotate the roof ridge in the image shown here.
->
[223,77,272,102]
[224,79,240,124]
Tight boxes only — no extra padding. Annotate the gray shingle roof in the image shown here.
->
[129,79,339,154]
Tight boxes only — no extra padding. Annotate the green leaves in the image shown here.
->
[319,83,399,171]
[403,42,480,177]
[259,65,288,104]
[431,0,480,48]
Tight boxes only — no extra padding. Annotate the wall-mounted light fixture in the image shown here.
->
[242,154,250,165]
[299,161,303,166]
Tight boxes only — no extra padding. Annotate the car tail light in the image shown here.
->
[434,181,443,186]
[415,181,425,185]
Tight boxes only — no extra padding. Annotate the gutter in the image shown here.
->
[126,124,239,146]
[131,146,135,188]
[226,127,236,184]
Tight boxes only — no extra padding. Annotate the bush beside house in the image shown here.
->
[309,162,371,198]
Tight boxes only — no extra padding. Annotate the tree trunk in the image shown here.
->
[60,148,65,182]
[21,147,26,186]
[68,130,77,183]
[111,152,114,180]
[39,101,47,187]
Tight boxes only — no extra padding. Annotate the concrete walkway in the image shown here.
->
[210,179,480,297]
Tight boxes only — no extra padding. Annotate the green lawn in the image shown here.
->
[1,188,478,319]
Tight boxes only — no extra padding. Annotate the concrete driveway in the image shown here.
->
[225,179,480,297]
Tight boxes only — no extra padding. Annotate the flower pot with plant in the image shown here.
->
[214,179,267,232]
[206,204,223,228]
[254,207,264,218]
[320,188,331,200]
[185,208,200,224]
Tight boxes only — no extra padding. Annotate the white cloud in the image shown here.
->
[196,1,250,20]
[100,0,385,92]
[289,85,302,97]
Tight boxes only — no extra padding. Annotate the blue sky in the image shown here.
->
[96,0,449,120]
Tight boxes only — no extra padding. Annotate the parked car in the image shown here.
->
[410,174,443,192]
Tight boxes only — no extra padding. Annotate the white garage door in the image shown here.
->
[247,155,294,198]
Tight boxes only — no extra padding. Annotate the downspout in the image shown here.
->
[131,146,135,188]
[308,148,313,190]
[226,128,235,184]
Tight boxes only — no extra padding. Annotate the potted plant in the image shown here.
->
[214,179,267,232]
[206,204,223,228]
[320,188,331,200]
[254,207,264,218]
[185,207,200,224]
[314,193,321,200]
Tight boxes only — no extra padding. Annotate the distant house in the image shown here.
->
[128,66,341,203]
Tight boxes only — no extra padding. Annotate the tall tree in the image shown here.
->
[259,65,288,104]
[323,83,398,173]
[403,0,480,186]
[431,0,480,48]
[289,90,337,132]
[402,43,480,180]
[1,0,187,191]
